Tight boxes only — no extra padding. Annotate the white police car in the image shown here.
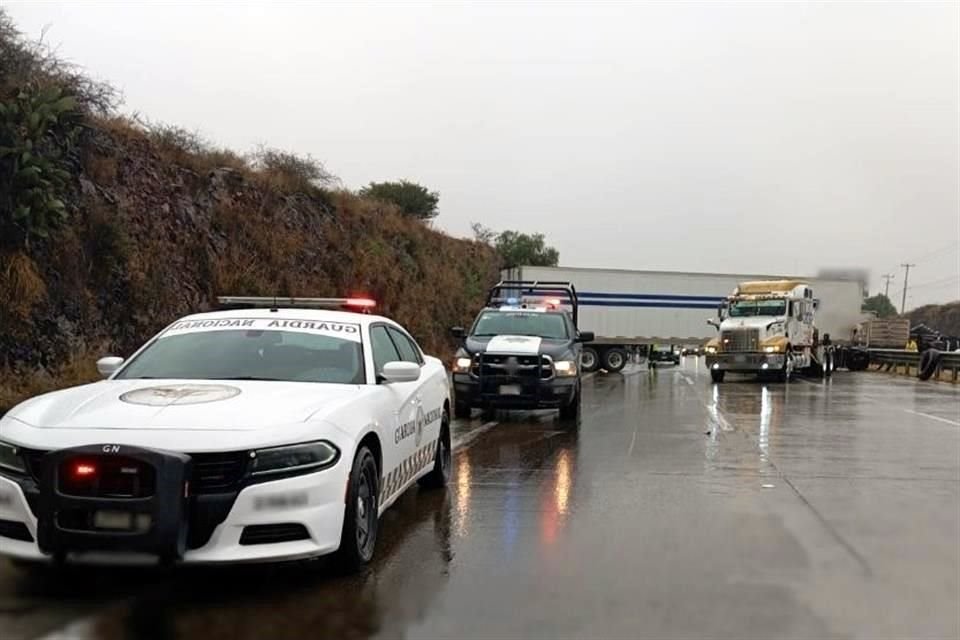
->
[0,297,451,569]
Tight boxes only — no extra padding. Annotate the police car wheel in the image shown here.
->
[335,445,379,570]
[418,412,451,489]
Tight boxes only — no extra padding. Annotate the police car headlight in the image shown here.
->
[554,360,577,377]
[250,441,340,477]
[0,441,27,475]
[452,356,473,373]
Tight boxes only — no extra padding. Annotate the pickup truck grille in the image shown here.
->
[473,354,553,380]
[721,329,760,352]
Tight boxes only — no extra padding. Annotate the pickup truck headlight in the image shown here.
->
[452,356,473,373]
[763,345,782,353]
[705,346,718,354]
[0,441,27,475]
[250,441,340,477]
[555,360,577,377]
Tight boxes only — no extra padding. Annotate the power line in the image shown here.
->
[906,274,960,291]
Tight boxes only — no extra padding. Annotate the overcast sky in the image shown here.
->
[5,1,959,309]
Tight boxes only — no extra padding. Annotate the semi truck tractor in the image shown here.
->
[502,266,866,374]
[703,279,840,382]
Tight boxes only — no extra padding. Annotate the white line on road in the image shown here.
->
[628,428,638,456]
[452,421,499,450]
[903,409,960,427]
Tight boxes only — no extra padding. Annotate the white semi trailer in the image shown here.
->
[502,266,866,373]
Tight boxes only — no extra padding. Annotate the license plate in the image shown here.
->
[499,385,522,396]
[735,355,746,363]
[93,510,134,530]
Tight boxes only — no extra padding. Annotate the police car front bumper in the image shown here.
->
[705,353,786,371]
[0,455,349,565]
[453,373,578,409]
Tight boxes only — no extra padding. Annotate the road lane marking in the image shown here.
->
[628,428,638,456]
[903,409,960,427]
[452,421,499,450]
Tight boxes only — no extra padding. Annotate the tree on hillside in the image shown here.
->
[495,230,559,268]
[360,180,439,220]
[862,293,897,318]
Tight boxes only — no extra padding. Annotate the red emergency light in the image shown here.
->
[74,463,96,477]
[345,297,376,309]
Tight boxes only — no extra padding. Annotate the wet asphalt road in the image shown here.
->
[2,362,959,639]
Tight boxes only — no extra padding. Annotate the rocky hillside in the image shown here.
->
[907,301,960,337]
[0,12,498,411]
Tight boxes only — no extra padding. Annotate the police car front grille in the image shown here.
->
[21,449,249,494]
[475,354,552,380]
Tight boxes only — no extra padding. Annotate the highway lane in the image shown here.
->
[1,363,958,639]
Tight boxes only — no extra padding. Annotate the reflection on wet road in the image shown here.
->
[2,364,958,639]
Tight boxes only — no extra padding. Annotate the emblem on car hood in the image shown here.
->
[120,384,242,406]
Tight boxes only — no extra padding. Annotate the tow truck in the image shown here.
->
[704,280,835,382]
[450,281,594,421]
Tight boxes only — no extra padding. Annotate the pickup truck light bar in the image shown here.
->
[486,280,579,326]
[217,296,376,313]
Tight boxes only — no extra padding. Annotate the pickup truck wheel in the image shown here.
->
[559,385,581,423]
[603,348,627,373]
[710,369,725,383]
[580,347,599,373]
[453,399,471,419]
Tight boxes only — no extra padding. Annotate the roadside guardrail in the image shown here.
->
[867,348,960,382]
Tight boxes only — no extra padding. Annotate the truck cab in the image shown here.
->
[704,280,829,382]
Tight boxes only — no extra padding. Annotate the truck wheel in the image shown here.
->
[580,347,599,373]
[846,349,869,372]
[454,399,471,419]
[710,369,725,383]
[918,349,941,381]
[603,348,627,373]
[559,384,581,423]
[824,350,833,378]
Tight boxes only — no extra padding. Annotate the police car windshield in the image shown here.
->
[728,299,787,317]
[472,311,569,339]
[117,329,364,384]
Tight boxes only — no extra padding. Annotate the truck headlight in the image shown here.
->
[555,360,577,377]
[0,441,27,475]
[452,356,473,373]
[705,346,718,354]
[250,441,340,477]
[763,345,782,353]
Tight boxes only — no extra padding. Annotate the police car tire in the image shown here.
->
[334,446,380,571]
[418,412,451,489]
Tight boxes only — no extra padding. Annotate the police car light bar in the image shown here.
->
[217,296,377,312]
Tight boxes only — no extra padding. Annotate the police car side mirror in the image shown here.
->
[380,361,421,384]
[577,331,595,343]
[97,356,124,378]
[450,326,465,339]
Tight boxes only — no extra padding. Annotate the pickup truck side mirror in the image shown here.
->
[450,326,465,339]
[577,331,595,343]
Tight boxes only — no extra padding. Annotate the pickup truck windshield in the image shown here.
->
[472,311,569,340]
[117,329,364,384]
[728,299,787,317]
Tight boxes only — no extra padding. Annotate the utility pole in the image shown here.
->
[900,263,916,314]
[881,274,895,298]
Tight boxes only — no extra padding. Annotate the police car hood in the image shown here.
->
[4,379,363,432]
[466,335,571,357]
